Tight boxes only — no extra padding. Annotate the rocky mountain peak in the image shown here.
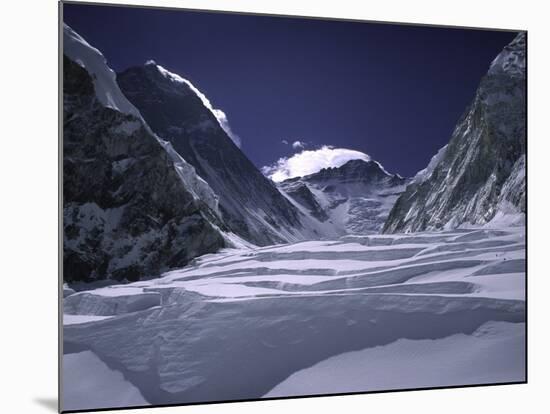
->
[62,29,228,282]
[117,62,322,246]
[488,32,526,78]
[383,33,526,233]
[301,158,405,188]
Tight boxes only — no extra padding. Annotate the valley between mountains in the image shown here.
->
[62,23,526,412]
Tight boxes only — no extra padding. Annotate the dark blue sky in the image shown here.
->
[63,2,517,177]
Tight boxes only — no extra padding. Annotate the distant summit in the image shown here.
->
[279,158,408,235]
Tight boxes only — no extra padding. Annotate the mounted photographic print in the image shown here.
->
[60,1,527,412]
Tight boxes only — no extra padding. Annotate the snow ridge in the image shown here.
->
[145,60,241,146]
[117,62,322,246]
[63,24,221,216]
[63,25,232,282]
[63,24,141,117]
[63,226,525,410]
[413,144,448,184]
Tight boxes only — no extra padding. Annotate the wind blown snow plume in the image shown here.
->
[146,61,241,147]
[262,146,372,182]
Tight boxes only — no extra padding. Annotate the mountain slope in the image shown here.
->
[63,25,227,282]
[383,33,526,233]
[279,159,408,235]
[117,63,312,245]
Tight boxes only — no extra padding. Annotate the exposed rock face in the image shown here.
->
[63,26,226,282]
[279,181,330,223]
[117,63,311,246]
[383,33,526,233]
[279,159,408,235]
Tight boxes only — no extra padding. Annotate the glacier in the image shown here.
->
[63,225,525,411]
[61,24,526,412]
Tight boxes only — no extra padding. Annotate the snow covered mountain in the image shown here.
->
[62,24,526,411]
[383,33,526,233]
[63,25,229,282]
[116,62,314,246]
[278,159,408,235]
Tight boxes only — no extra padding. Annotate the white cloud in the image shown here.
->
[281,139,289,145]
[262,146,372,182]
[292,140,306,150]
[153,62,241,147]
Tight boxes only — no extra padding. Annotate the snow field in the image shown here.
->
[63,226,525,411]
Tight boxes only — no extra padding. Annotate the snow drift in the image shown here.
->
[63,226,525,411]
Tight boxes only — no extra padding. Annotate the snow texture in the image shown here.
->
[63,225,525,410]
[61,26,526,412]
[265,321,524,397]
[63,351,149,411]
